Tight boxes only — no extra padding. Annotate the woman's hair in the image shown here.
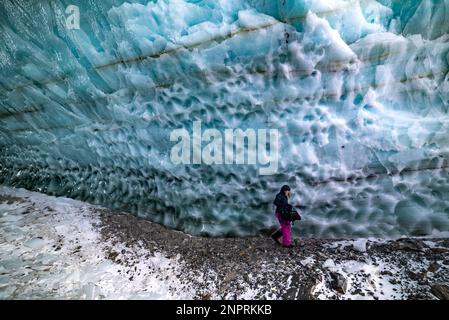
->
[280,185,291,193]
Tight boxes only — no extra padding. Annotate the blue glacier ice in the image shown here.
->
[1,0,449,237]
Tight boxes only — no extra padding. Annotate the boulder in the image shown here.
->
[329,272,347,294]
[394,239,424,252]
[297,277,320,300]
[428,262,440,273]
[431,284,449,300]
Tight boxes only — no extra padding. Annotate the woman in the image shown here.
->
[271,185,294,248]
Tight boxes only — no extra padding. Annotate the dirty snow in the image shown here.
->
[0,186,194,299]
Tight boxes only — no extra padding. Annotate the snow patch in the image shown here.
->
[0,186,194,299]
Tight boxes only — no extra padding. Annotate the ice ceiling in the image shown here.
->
[1,0,449,237]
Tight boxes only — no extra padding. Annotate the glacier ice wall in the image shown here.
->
[1,0,449,237]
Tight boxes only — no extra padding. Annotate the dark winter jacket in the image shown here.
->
[273,192,289,214]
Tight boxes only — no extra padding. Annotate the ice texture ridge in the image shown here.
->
[1,0,449,237]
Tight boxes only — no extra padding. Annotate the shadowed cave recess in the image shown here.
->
[1,0,449,237]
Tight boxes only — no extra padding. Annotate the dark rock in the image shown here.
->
[223,271,238,283]
[200,293,212,300]
[431,248,449,254]
[108,251,119,261]
[407,271,425,281]
[297,277,319,300]
[353,288,363,295]
[431,284,449,300]
[329,272,347,294]
[408,293,430,300]
[428,262,440,273]
[394,238,424,252]
[285,287,298,300]
[439,239,449,247]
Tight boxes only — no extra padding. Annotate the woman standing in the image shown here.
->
[271,185,294,248]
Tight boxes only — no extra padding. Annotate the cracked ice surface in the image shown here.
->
[1,1,449,236]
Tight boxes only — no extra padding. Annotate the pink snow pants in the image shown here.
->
[275,212,291,246]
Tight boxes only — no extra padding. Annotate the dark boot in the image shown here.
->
[271,229,282,245]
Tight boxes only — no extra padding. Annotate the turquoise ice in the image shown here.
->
[1,0,449,237]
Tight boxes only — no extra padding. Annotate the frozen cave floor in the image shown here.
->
[1,186,449,300]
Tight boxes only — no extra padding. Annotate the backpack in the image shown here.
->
[280,204,302,222]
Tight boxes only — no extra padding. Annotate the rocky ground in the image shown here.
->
[99,210,449,300]
[1,186,449,300]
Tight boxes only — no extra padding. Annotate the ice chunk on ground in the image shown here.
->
[352,239,368,252]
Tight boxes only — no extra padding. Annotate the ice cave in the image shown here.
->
[1,0,449,237]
